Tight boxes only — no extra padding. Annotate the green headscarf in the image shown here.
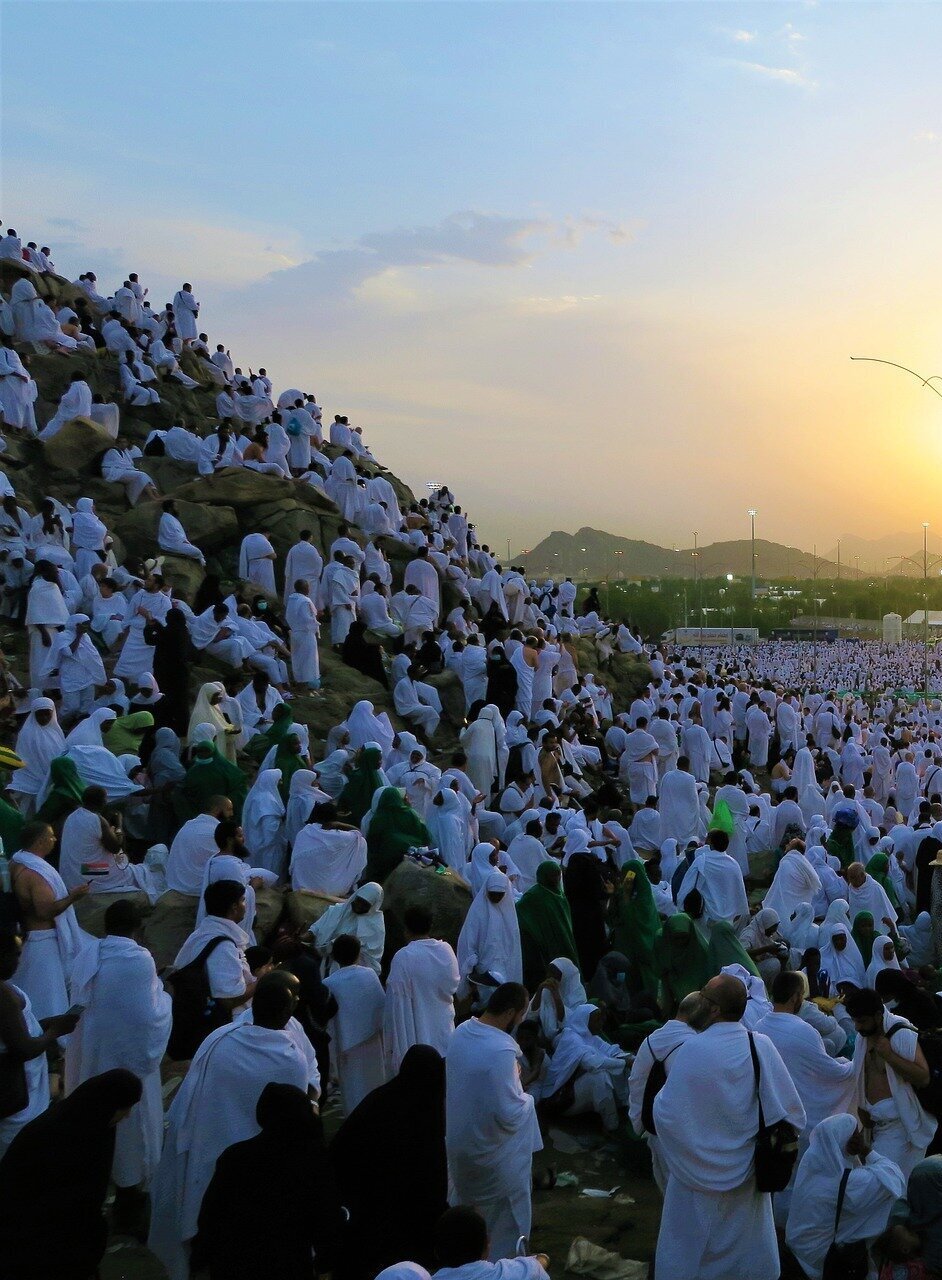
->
[272,734,306,802]
[245,703,294,764]
[708,799,735,836]
[102,710,154,757]
[337,746,385,825]
[851,910,875,966]
[865,852,900,910]
[174,740,248,821]
[516,860,579,991]
[364,787,430,883]
[608,860,662,994]
[707,920,761,979]
[654,912,712,1012]
[36,756,85,824]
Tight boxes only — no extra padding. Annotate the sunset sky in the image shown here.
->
[5,1,942,556]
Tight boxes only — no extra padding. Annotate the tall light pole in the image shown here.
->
[837,539,841,583]
[748,509,757,626]
[693,531,702,651]
[924,522,930,700]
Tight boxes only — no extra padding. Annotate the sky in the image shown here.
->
[4,1,942,558]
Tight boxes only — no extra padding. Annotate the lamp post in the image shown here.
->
[693,532,702,651]
[924,523,930,700]
[748,508,757,624]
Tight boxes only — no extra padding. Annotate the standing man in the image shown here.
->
[384,904,460,1072]
[285,579,321,690]
[652,974,805,1280]
[446,982,542,1262]
[844,986,934,1179]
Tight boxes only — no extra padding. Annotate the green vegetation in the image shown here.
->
[575,575,942,639]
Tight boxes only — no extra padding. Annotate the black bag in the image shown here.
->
[0,1051,28,1120]
[821,1167,869,1280]
[167,935,232,1061]
[887,1020,942,1117]
[749,1033,799,1193]
[640,1037,681,1135]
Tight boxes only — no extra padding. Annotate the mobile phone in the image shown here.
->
[65,1004,85,1018]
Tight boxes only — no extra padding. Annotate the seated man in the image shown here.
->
[433,1206,549,1280]
[393,664,442,740]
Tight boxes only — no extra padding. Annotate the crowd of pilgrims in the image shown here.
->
[2,225,942,1280]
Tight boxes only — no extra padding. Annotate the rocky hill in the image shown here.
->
[0,258,652,749]
[519,526,854,581]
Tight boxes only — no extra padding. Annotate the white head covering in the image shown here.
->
[456,869,522,989]
[866,933,901,986]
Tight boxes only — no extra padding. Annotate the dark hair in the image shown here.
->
[842,987,884,1019]
[707,830,730,852]
[331,934,361,966]
[245,945,272,974]
[434,1207,488,1268]
[82,785,108,811]
[214,819,242,850]
[770,970,805,1005]
[404,904,433,936]
[203,879,245,918]
[104,898,144,936]
[486,981,529,1016]
[20,820,52,849]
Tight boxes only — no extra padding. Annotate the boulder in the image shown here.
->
[113,496,238,556]
[73,890,152,938]
[254,885,287,940]
[143,889,198,970]
[137,455,201,495]
[284,889,339,932]
[43,415,114,473]
[174,468,298,509]
[426,667,465,729]
[381,860,472,952]
[157,553,206,601]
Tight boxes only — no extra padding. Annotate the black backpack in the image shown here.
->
[167,935,232,1061]
[640,1036,681,1135]
[887,1020,942,1118]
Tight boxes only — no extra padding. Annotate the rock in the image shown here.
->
[137,455,201,495]
[284,889,338,932]
[381,860,472,952]
[254,885,287,940]
[43,415,114,473]
[174,467,297,509]
[426,667,465,728]
[113,495,238,556]
[157,553,205,601]
[73,891,152,938]
[143,889,198,969]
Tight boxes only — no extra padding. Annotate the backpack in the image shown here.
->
[887,1020,942,1118]
[821,1167,869,1280]
[640,1036,681,1135]
[749,1032,799,1192]
[167,935,233,1061]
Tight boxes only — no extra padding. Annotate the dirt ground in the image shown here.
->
[99,1089,662,1280]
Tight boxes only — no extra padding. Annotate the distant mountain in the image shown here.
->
[517,527,856,581]
[824,531,942,576]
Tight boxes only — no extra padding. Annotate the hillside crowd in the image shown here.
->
[1,224,942,1280]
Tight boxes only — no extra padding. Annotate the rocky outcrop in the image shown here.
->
[381,860,472,952]
[43,415,114,473]
[113,495,238,557]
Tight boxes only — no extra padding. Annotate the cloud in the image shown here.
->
[517,294,604,315]
[780,22,807,42]
[257,209,636,302]
[914,130,939,143]
[734,61,817,89]
[723,28,758,43]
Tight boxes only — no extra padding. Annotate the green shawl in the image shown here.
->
[608,860,662,993]
[36,756,85,824]
[865,852,900,910]
[364,787,430,883]
[0,795,23,854]
[826,825,856,870]
[272,736,306,803]
[175,743,248,821]
[851,910,875,966]
[337,746,386,825]
[707,920,761,978]
[102,710,154,757]
[516,861,579,991]
[654,912,712,1011]
[245,703,294,764]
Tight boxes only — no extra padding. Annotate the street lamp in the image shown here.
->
[692,532,702,651]
[748,509,757,623]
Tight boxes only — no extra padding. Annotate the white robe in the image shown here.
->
[384,937,460,1072]
[238,533,276,595]
[65,935,172,1187]
[10,852,91,1021]
[286,591,320,685]
[658,770,701,846]
[324,964,387,1113]
[456,871,522,995]
[148,1022,309,1280]
[762,851,822,923]
[445,1017,543,1262]
[654,1021,805,1280]
[290,823,367,896]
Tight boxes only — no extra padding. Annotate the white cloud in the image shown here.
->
[730,29,758,43]
[735,61,817,89]
[780,22,807,42]
[914,130,939,143]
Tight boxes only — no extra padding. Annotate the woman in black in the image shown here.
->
[563,849,611,981]
[0,1069,142,1279]
[144,606,193,737]
[192,1082,345,1280]
[330,1045,448,1280]
[485,645,517,719]
[341,619,388,688]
